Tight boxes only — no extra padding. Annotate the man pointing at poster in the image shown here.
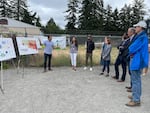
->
[43,35,54,72]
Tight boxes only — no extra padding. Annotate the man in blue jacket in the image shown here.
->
[126,21,149,107]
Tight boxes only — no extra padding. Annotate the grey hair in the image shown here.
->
[129,27,135,33]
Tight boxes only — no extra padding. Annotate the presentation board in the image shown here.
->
[16,37,38,55]
[52,36,66,49]
[0,38,16,61]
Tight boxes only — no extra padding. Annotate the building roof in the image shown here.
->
[0,17,39,28]
[0,17,41,35]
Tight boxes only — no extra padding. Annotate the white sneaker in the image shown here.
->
[90,67,93,71]
[84,67,87,70]
[142,73,146,76]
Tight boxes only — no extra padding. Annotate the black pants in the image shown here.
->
[114,56,127,81]
[44,53,52,70]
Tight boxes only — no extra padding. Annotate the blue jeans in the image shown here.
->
[102,60,110,73]
[44,53,52,70]
[130,70,141,102]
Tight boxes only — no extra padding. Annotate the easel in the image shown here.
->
[17,56,25,78]
[0,61,4,94]
[0,34,4,94]
[0,59,17,94]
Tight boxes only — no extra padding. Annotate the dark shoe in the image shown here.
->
[117,80,124,82]
[125,86,132,89]
[112,76,117,79]
[99,72,104,75]
[48,68,53,71]
[105,74,109,77]
[73,68,76,71]
[125,101,140,107]
[127,89,132,92]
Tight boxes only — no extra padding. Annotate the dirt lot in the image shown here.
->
[0,66,150,113]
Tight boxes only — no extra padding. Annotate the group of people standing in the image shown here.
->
[42,20,149,107]
[100,20,149,107]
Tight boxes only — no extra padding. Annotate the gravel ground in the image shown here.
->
[0,66,150,113]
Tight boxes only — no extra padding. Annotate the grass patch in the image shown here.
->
[27,45,118,67]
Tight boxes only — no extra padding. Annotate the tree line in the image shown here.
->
[65,0,148,34]
[0,0,149,35]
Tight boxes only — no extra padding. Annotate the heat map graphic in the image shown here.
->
[16,37,38,55]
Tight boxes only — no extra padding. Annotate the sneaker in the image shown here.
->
[84,67,87,70]
[90,67,93,71]
[142,73,146,76]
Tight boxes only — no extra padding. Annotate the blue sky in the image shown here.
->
[28,0,150,29]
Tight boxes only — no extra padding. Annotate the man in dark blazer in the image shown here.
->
[112,33,130,82]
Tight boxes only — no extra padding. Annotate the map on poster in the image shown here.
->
[16,37,38,55]
[0,38,16,61]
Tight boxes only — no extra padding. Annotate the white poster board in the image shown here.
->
[0,38,16,61]
[52,36,66,49]
[38,36,66,49]
[16,37,38,55]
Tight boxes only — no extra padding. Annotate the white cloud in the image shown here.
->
[28,0,67,28]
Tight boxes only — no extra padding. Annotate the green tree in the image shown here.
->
[11,0,28,20]
[21,9,33,24]
[35,16,42,27]
[111,8,120,31]
[78,0,104,30]
[65,0,79,30]
[119,4,133,31]
[103,5,113,31]
[131,0,146,25]
[44,18,61,34]
[0,0,14,18]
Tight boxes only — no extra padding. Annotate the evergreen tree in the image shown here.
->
[103,5,113,31]
[44,18,61,34]
[21,9,41,27]
[0,0,28,20]
[36,16,42,27]
[11,0,28,20]
[78,0,104,30]
[65,0,79,30]
[111,8,120,31]
[131,0,146,25]
[119,4,133,31]
[0,0,14,18]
